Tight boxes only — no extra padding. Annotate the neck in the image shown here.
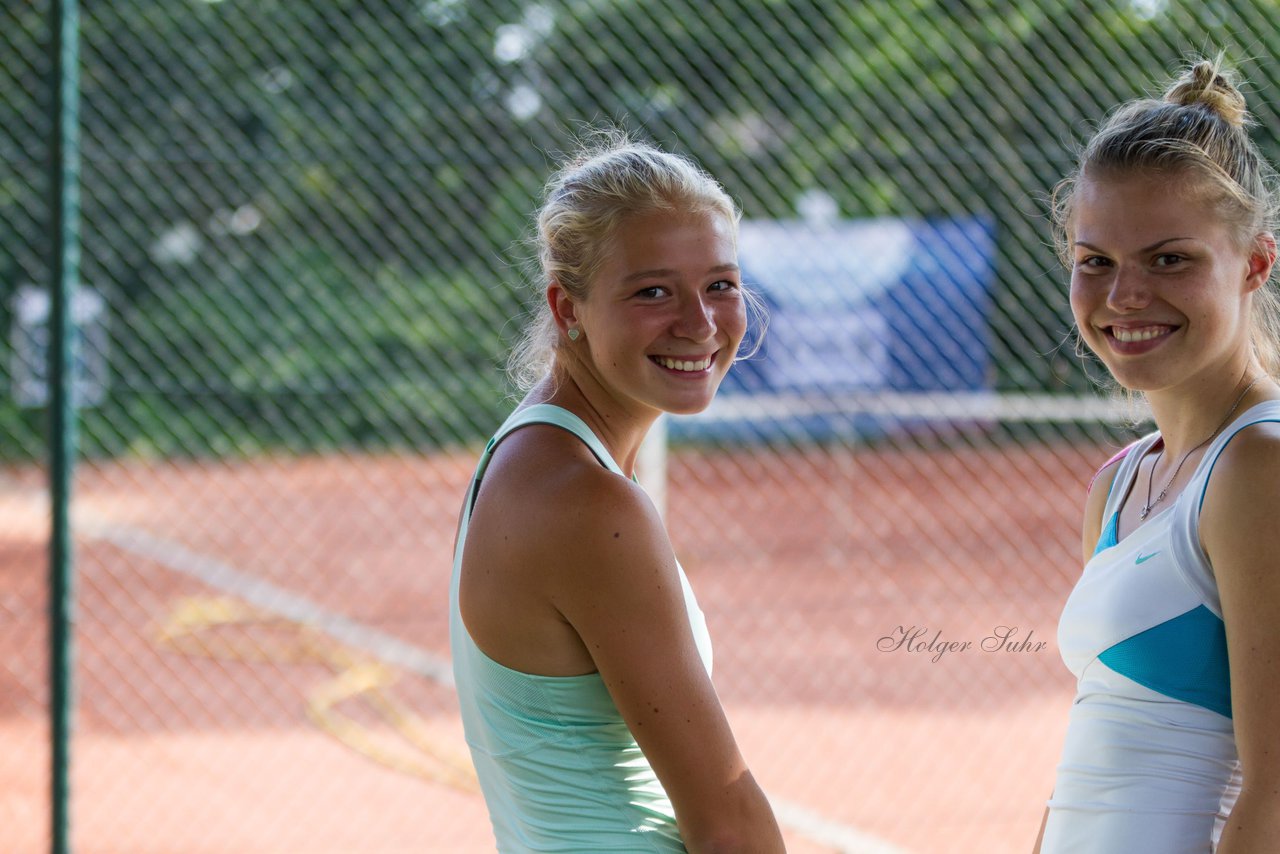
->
[1144,362,1267,459]
[528,370,659,477]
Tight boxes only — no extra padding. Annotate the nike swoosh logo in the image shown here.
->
[1135,551,1161,564]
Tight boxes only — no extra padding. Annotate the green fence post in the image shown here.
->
[49,1,80,852]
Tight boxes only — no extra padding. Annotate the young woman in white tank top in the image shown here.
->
[1034,58,1280,853]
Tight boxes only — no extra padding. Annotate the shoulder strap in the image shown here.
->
[453,404,627,575]
[1100,432,1162,524]
[485,403,623,474]
[466,404,625,517]
[1165,399,1280,617]
[1192,399,1280,514]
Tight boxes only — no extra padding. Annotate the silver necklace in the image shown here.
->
[1140,375,1263,520]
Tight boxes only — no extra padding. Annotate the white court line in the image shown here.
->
[79,518,455,687]
[689,390,1148,424]
[772,799,911,854]
[83,517,909,853]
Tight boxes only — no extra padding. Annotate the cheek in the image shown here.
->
[721,301,748,343]
[1068,279,1089,327]
[1068,274,1105,331]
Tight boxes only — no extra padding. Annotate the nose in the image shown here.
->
[672,293,716,341]
[1106,266,1153,312]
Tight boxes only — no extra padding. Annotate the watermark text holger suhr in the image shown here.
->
[877,625,1048,663]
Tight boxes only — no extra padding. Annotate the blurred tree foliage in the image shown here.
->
[1,0,1277,458]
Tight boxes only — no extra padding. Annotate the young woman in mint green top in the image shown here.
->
[450,137,784,852]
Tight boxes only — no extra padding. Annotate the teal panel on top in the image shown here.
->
[1098,605,1232,719]
[1092,511,1119,556]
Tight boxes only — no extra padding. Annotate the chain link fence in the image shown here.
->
[3,1,1278,851]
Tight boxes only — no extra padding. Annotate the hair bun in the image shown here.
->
[1165,59,1249,127]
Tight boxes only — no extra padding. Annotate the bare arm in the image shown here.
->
[1032,807,1048,854]
[1201,425,1280,854]
[550,472,784,852]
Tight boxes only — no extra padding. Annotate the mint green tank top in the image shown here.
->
[449,404,713,852]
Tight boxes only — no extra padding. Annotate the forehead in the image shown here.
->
[602,209,737,273]
[1072,170,1227,247]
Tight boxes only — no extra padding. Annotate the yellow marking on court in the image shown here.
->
[154,595,479,794]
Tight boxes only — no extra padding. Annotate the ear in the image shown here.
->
[547,280,581,334]
[1245,232,1277,294]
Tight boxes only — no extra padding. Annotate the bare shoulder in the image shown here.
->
[1208,417,1280,471]
[468,422,667,591]
[1201,420,1280,553]
[479,428,688,643]
[487,422,654,525]
[1079,450,1126,564]
[523,439,671,599]
[1085,452,1125,512]
[460,422,666,673]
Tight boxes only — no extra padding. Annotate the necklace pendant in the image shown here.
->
[1139,505,1151,521]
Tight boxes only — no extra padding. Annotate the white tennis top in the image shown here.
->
[1044,400,1280,852]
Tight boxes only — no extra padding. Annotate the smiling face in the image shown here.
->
[1068,169,1269,395]
[557,207,746,417]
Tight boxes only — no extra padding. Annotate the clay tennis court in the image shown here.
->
[0,433,1116,852]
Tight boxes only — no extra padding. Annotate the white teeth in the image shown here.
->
[1112,327,1168,343]
[656,356,712,372]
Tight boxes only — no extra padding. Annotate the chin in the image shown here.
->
[1089,357,1151,390]
[662,401,713,416]
[658,393,718,416]
[1106,370,1170,395]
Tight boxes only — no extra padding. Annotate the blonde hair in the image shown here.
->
[1051,56,1280,376]
[508,133,744,390]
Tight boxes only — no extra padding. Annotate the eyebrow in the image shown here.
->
[623,264,740,282]
[1074,238,1193,253]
